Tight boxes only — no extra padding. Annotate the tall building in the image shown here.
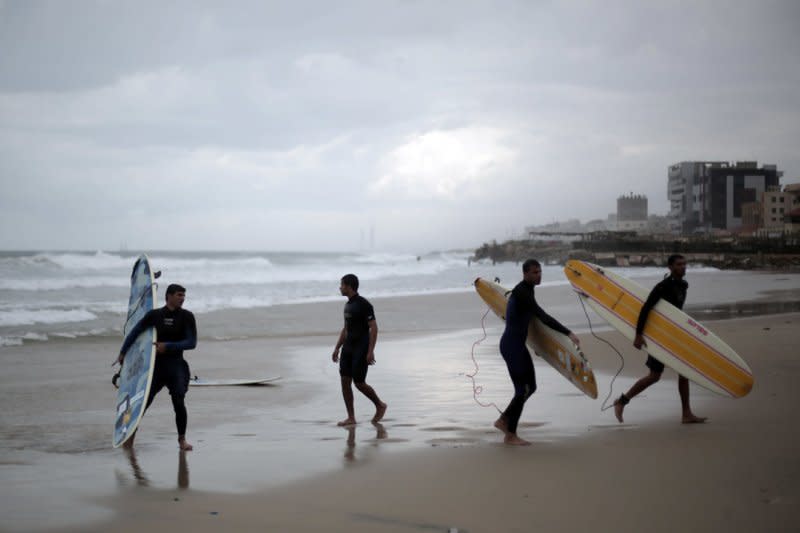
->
[667,161,782,234]
[616,193,648,232]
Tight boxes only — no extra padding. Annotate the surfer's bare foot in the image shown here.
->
[503,434,531,446]
[372,402,387,423]
[613,400,625,423]
[682,414,707,424]
[178,438,193,451]
[494,417,509,435]
[337,417,357,427]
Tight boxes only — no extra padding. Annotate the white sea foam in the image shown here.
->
[0,336,23,347]
[0,309,98,327]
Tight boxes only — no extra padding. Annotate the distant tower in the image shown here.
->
[617,193,648,232]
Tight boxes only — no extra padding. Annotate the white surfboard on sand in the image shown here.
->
[189,376,281,386]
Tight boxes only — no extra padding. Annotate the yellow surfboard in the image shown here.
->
[474,277,598,398]
[563,260,753,398]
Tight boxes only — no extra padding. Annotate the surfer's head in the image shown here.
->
[165,283,186,309]
[522,259,542,286]
[667,254,687,278]
[340,274,359,297]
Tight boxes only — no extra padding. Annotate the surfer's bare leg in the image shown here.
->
[614,371,661,423]
[354,381,386,422]
[678,376,707,424]
[338,376,357,426]
[494,415,509,435]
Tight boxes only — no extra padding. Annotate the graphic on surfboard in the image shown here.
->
[474,277,598,398]
[113,255,158,448]
[563,260,753,398]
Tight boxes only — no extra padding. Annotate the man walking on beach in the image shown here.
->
[332,274,387,426]
[496,259,581,445]
[117,283,197,450]
[613,254,707,424]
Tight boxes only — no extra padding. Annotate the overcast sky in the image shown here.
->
[1,0,798,252]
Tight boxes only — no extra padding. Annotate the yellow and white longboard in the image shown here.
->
[563,260,753,398]
[474,277,598,399]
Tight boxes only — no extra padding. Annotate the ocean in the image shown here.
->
[0,250,796,348]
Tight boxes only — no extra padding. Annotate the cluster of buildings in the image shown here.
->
[527,161,798,238]
[668,161,799,236]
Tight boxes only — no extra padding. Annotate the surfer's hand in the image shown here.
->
[634,334,647,350]
[116,353,125,365]
[367,351,376,365]
[332,348,340,363]
[568,333,580,347]
[154,342,167,354]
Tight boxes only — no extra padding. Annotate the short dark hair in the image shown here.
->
[522,259,541,273]
[341,274,359,291]
[667,254,685,266]
[165,283,186,299]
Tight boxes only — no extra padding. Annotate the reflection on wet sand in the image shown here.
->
[123,448,149,487]
[687,299,800,321]
[343,422,389,464]
[177,451,190,490]
[120,449,190,490]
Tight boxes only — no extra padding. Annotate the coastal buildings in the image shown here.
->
[741,183,800,235]
[668,161,783,234]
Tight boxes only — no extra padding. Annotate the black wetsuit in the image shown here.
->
[500,280,571,434]
[339,294,375,383]
[636,276,687,373]
[120,306,197,436]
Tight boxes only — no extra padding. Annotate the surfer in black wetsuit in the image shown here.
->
[331,274,387,427]
[613,254,707,424]
[117,283,197,450]
[495,259,581,445]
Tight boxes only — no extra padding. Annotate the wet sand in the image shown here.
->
[1,290,798,531]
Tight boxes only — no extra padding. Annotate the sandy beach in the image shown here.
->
[1,285,798,532]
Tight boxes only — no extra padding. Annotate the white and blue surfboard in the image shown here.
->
[113,255,158,448]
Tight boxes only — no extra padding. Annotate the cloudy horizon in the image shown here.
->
[1,0,799,253]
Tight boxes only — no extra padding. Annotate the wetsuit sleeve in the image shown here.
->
[119,310,158,355]
[636,283,664,335]
[365,301,375,322]
[530,297,572,336]
[164,312,197,352]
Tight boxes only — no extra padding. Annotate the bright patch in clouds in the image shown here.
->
[372,127,516,197]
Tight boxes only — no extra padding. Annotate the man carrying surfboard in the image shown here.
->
[332,274,387,427]
[117,284,197,450]
[496,259,581,445]
[613,255,707,424]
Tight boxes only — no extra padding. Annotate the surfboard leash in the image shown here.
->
[466,307,503,414]
[575,292,625,412]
